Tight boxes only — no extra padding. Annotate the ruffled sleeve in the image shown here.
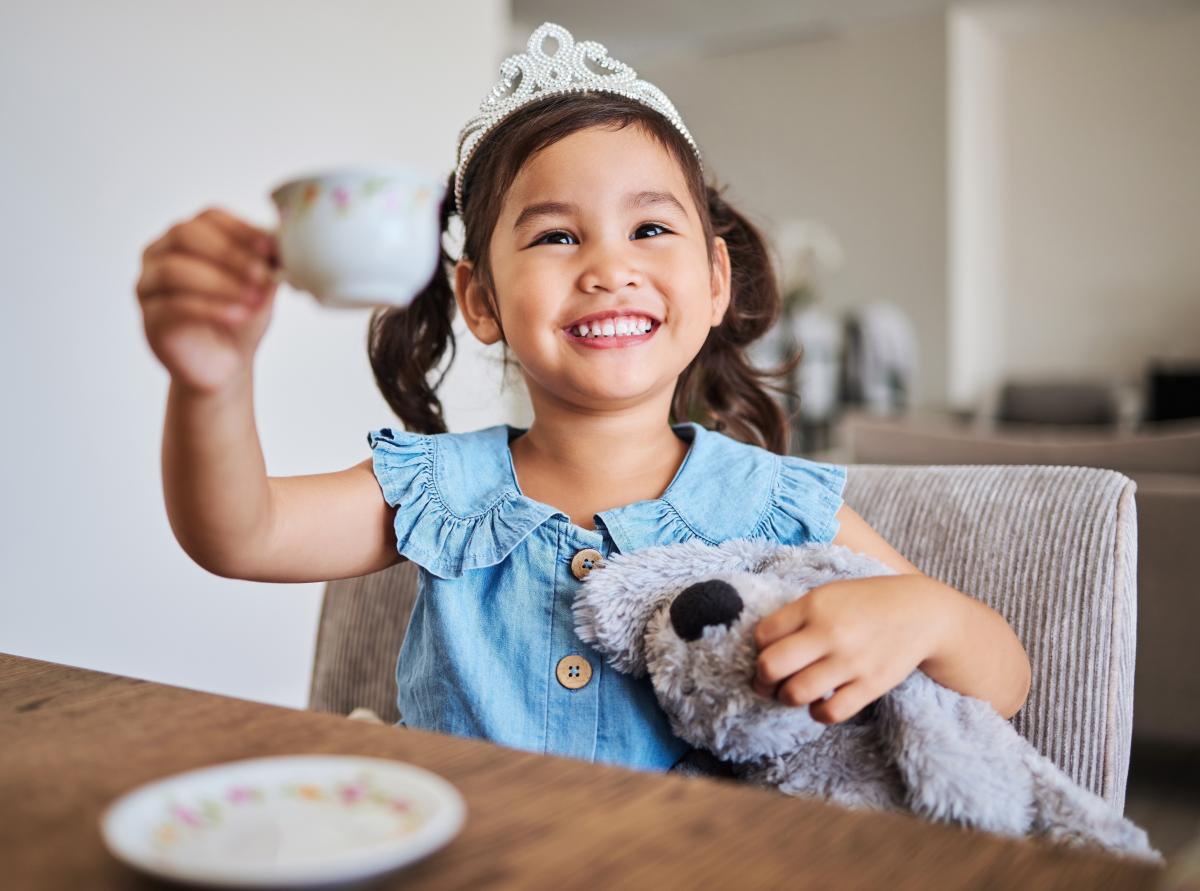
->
[366,426,556,579]
[754,455,847,546]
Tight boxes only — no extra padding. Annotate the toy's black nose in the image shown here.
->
[670,579,744,642]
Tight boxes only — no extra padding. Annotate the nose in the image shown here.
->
[669,579,744,642]
[578,239,644,294]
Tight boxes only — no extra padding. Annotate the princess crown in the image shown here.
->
[453,21,702,217]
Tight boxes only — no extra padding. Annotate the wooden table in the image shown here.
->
[1,652,1161,890]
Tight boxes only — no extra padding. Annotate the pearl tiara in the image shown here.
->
[453,21,702,217]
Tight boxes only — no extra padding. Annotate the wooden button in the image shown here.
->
[556,654,593,690]
[570,548,604,580]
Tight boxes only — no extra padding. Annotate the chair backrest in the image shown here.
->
[311,463,1137,811]
[311,560,417,726]
[841,465,1136,813]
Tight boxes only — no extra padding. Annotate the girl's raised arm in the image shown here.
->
[162,375,402,584]
[139,207,401,584]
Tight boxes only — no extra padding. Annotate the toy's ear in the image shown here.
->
[573,538,786,676]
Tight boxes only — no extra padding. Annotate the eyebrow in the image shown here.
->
[512,190,689,234]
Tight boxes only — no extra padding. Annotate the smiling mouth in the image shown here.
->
[562,317,660,349]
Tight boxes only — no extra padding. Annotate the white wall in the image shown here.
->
[1005,5,1200,380]
[947,7,1009,410]
[633,2,1200,414]
[949,2,1200,410]
[0,0,513,707]
[638,14,950,408]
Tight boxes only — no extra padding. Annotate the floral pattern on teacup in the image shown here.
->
[281,178,434,220]
[331,186,351,214]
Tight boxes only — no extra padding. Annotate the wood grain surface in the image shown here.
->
[0,652,1161,890]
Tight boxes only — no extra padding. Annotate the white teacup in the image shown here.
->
[269,165,445,308]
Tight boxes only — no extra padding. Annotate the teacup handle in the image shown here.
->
[266,226,298,290]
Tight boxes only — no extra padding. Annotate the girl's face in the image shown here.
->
[455,124,731,415]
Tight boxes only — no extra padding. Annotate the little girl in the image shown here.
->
[135,22,1030,772]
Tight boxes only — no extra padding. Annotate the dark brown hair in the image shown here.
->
[368,92,799,453]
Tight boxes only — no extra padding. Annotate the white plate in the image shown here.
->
[100,755,466,888]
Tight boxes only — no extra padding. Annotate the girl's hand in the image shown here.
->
[751,577,949,724]
[136,207,281,395]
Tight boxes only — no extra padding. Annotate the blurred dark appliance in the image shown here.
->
[1146,360,1200,423]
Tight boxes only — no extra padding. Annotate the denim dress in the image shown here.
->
[366,421,847,772]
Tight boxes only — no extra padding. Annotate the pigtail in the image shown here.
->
[671,183,800,455]
[367,171,459,435]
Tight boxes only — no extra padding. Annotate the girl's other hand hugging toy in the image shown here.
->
[751,516,1032,723]
[133,21,1030,770]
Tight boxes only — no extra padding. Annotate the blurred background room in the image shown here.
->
[2,0,1197,863]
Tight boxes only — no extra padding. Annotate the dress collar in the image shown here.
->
[498,421,775,555]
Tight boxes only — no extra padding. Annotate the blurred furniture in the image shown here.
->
[312,463,1139,812]
[3,653,1160,891]
[996,379,1120,426]
[985,359,1200,431]
[844,411,1200,749]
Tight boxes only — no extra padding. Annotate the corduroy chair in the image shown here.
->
[844,413,1199,746]
[310,464,1138,812]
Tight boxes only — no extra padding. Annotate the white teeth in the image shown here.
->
[571,316,655,338]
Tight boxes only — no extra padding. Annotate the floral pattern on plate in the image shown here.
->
[151,772,427,851]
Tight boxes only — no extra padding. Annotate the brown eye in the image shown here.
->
[533,230,576,246]
[637,223,671,238]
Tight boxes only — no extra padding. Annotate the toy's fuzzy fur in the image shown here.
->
[573,539,1158,861]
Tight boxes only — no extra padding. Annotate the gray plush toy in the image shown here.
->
[573,538,1159,861]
